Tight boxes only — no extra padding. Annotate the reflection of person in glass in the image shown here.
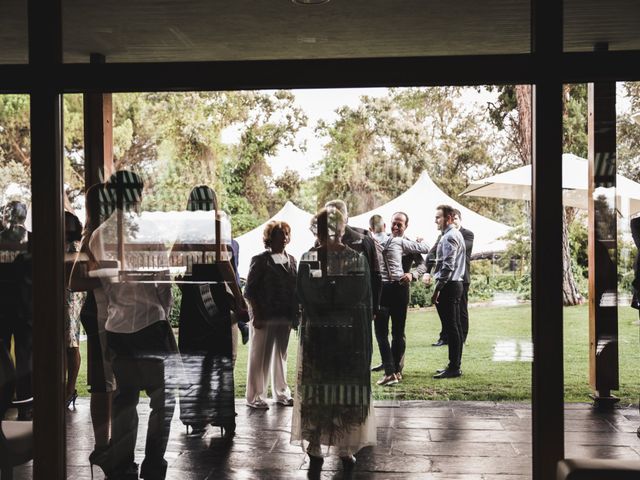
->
[244,220,298,409]
[176,185,241,437]
[0,200,32,421]
[69,182,116,467]
[64,195,84,410]
[0,201,28,244]
[291,207,376,479]
[88,171,176,480]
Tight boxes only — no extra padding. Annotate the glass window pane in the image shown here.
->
[60,86,540,478]
[0,93,32,478]
[562,81,640,464]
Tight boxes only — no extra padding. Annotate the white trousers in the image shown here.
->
[246,319,292,403]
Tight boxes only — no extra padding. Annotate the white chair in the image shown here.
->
[0,420,33,480]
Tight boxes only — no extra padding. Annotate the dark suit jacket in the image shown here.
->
[460,227,474,284]
[342,225,382,313]
[244,250,298,322]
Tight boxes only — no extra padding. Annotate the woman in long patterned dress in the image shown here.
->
[291,207,376,479]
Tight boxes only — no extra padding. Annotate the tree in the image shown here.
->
[0,91,307,237]
[486,85,587,305]
[315,87,514,219]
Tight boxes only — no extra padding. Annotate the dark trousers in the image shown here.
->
[107,321,176,479]
[374,282,410,375]
[0,309,32,404]
[438,282,469,343]
[460,282,470,343]
[435,282,464,371]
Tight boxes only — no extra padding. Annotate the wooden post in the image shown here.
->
[587,66,619,410]
[83,53,113,188]
[531,1,564,479]
[28,0,66,478]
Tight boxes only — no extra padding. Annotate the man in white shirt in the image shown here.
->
[374,212,430,386]
[89,170,176,480]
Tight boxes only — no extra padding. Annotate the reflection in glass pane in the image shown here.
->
[0,93,32,479]
[52,87,538,477]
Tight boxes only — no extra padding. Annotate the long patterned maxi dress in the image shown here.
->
[291,247,376,456]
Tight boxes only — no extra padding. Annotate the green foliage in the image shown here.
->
[497,221,531,271]
[409,280,432,308]
[168,284,182,328]
[315,87,513,217]
[563,84,588,157]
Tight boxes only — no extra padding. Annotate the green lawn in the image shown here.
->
[76,304,640,405]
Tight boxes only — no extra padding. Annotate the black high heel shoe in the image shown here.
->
[89,445,110,479]
[66,389,78,409]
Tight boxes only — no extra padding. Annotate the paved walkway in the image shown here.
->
[10,399,640,479]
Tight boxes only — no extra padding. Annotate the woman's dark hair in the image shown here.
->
[263,220,291,248]
[187,185,218,212]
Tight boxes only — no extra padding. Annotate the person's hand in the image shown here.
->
[422,273,432,285]
[431,290,440,305]
[416,237,424,243]
[399,272,413,284]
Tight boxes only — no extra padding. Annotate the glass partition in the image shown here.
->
[54,86,540,478]
[0,93,32,478]
[562,81,640,461]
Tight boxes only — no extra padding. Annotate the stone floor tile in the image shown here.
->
[395,417,505,431]
[392,440,518,457]
[431,456,531,475]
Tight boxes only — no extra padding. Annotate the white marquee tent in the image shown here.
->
[349,171,511,256]
[234,172,512,278]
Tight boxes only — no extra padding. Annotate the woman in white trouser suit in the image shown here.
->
[244,221,298,409]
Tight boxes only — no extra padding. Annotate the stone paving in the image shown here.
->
[10,399,640,479]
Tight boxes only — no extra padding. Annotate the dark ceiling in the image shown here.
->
[1,1,639,64]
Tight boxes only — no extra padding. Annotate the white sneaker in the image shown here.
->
[246,399,270,409]
[277,397,294,406]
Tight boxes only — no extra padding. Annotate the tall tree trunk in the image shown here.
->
[515,86,582,305]
[515,85,532,166]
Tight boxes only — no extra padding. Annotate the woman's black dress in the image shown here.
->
[178,278,236,435]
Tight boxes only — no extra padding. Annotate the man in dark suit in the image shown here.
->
[324,200,382,315]
[453,209,474,343]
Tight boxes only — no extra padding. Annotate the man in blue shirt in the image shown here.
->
[431,205,466,379]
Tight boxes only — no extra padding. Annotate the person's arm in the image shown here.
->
[398,238,429,283]
[433,235,460,293]
[244,254,265,327]
[400,237,430,255]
